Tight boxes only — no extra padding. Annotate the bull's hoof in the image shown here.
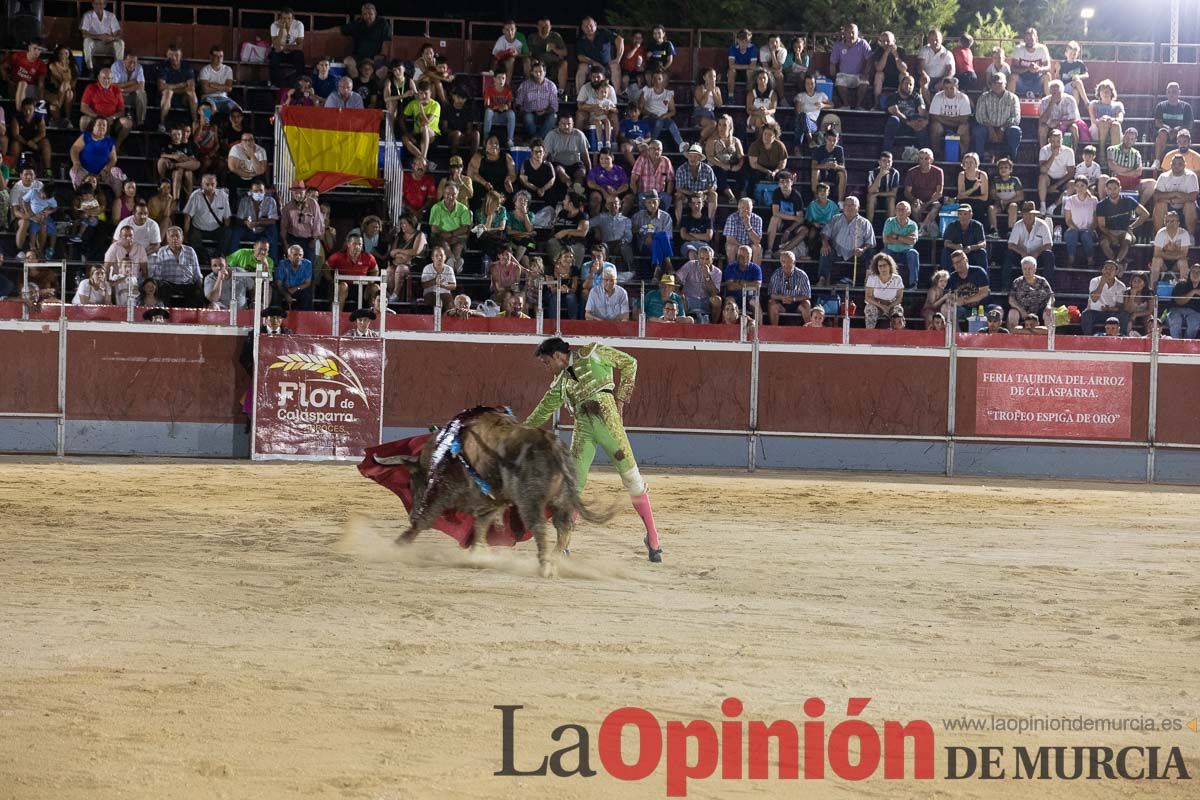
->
[538,560,557,578]
[395,530,418,546]
[644,536,663,564]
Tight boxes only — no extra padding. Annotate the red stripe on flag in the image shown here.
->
[280,106,382,133]
[301,171,385,192]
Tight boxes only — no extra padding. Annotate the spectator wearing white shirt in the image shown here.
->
[198,46,241,114]
[916,29,955,105]
[1038,79,1083,146]
[584,266,631,320]
[80,0,125,72]
[1038,128,1076,212]
[1081,260,1128,335]
[113,201,162,254]
[420,245,457,306]
[268,8,305,87]
[1150,210,1193,286]
[72,265,113,305]
[182,174,234,261]
[108,51,146,127]
[1152,154,1199,232]
[1062,177,1098,267]
[1074,144,1102,188]
[226,132,269,197]
[1005,201,1055,286]
[927,77,971,161]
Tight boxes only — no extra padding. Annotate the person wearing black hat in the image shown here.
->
[239,306,292,375]
[983,304,1009,333]
[346,307,380,337]
[142,307,171,324]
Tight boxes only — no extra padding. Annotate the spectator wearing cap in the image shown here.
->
[279,182,324,260]
[817,196,875,287]
[982,305,1009,333]
[642,274,685,320]
[630,193,674,272]
[674,144,717,223]
[584,266,631,321]
[271,244,313,311]
[1094,315,1124,337]
[1081,260,1128,335]
[942,203,988,272]
[1006,201,1055,286]
[338,4,391,80]
[1168,263,1200,338]
[723,196,764,264]
[889,308,907,330]
[630,139,674,206]
[142,307,171,323]
[515,60,559,141]
[766,250,812,324]
[1006,255,1055,330]
[149,226,203,306]
[676,245,723,323]
[346,307,380,337]
[81,0,125,73]
[972,71,1022,160]
[438,156,475,207]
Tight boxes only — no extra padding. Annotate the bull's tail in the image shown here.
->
[544,434,617,525]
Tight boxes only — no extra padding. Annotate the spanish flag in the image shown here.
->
[280,107,384,192]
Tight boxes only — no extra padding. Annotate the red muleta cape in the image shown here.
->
[358,436,533,548]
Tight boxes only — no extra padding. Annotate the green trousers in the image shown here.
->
[571,393,641,493]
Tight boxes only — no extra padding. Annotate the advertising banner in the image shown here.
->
[253,334,384,459]
[975,358,1133,440]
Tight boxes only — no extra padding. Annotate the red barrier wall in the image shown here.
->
[0,329,59,415]
[65,331,246,424]
[1155,364,1200,445]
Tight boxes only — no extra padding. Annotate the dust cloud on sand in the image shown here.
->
[1,458,1197,799]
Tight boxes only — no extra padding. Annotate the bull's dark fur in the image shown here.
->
[378,410,612,576]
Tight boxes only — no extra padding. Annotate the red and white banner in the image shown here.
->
[975,358,1133,440]
[253,334,384,459]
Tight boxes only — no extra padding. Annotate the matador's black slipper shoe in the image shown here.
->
[644,536,663,564]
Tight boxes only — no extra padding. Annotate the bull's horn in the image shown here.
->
[373,454,419,466]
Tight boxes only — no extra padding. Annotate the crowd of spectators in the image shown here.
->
[3,8,1200,337]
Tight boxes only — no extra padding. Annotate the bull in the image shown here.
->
[366,408,611,577]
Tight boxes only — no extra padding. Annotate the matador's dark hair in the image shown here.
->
[535,336,570,357]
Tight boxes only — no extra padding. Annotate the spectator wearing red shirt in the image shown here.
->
[80,67,133,146]
[903,148,945,234]
[403,157,438,215]
[326,232,380,310]
[2,39,48,106]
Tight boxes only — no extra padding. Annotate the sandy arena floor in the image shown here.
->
[0,459,1197,799]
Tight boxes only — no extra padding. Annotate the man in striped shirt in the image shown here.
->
[767,250,812,324]
[149,226,203,306]
[630,139,674,204]
[515,60,559,140]
[1106,126,1157,200]
[674,143,717,222]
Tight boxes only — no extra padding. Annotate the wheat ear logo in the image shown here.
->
[268,352,371,408]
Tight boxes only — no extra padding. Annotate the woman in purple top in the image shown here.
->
[585,148,630,217]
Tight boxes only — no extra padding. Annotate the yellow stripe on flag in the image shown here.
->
[280,107,384,192]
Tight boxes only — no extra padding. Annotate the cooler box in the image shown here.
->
[510,145,532,173]
[378,141,403,171]
[938,203,961,236]
[944,134,960,163]
[1020,100,1041,117]
[967,312,988,332]
[328,63,346,80]
[815,77,834,98]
